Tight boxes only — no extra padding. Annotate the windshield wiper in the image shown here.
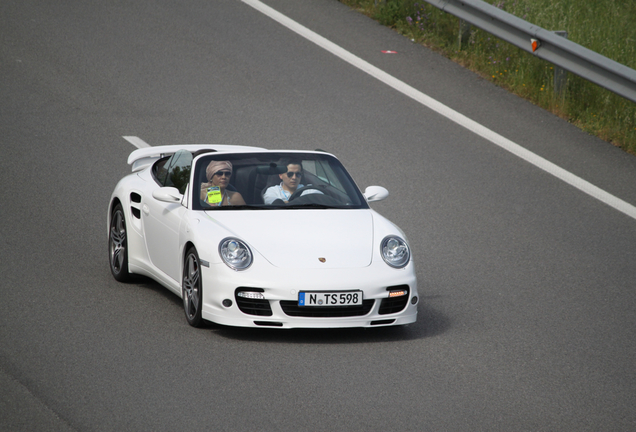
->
[201,204,264,210]
[200,203,339,210]
[281,203,336,210]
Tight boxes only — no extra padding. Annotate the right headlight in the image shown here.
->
[219,238,253,270]
[380,236,410,268]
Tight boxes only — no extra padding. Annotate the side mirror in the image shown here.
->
[363,186,389,202]
[152,187,183,203]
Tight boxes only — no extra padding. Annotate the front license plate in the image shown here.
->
[298,291,363,307]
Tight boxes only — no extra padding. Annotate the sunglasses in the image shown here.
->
[285,171,302,178]
[214,170,232,178]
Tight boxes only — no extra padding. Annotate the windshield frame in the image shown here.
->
[191,151,369,211]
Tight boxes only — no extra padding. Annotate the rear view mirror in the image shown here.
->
[152,187,183,203]
[363,186,389,202]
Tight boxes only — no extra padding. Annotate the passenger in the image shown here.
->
[263,159,306,204]
[201,160,246,206]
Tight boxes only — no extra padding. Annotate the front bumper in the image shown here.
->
[200,260,418,329]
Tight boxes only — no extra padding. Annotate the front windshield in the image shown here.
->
[191,152,368,210]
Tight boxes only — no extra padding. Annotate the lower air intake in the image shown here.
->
[379,286,410,315]
[280,300,374,317]
[235,288,272,316]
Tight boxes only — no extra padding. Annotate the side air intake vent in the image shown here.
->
[379,285,410,315]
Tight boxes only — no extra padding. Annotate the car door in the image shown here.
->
[143,150,192,283]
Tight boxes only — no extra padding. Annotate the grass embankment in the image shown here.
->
[341,0,636,155]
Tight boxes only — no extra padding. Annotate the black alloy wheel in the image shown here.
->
[109,203,131,282]
[183,247,204,327]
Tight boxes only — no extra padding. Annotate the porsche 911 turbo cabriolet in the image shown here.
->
[108,144,417,328]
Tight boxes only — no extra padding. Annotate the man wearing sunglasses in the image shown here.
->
[263,159,317,205]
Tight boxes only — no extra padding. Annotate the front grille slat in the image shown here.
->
[236,298,272,316]
[280,300,374,317]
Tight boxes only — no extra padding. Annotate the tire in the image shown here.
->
[109,203,131,282]
[183,247,204,327]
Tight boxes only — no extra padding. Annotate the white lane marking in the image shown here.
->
[242,0,636,221]
[123,136,151,148]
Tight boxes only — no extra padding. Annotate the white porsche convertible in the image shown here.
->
[108,144,418,328]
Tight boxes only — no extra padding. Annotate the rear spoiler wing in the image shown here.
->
[127,144,267,172]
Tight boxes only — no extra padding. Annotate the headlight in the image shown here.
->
[381,236,410,268]
[219,238,252,270]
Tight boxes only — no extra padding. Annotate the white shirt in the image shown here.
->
[262,183,304,204]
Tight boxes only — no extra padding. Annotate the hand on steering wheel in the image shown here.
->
[288,185,326,201]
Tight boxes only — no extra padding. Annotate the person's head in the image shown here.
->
[206,160,233,189]
[279,159,303,192]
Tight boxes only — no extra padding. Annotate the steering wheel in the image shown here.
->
[288,185,327,201]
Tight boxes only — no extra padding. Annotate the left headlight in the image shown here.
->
[219,238,253,270]
[381,236,410,268]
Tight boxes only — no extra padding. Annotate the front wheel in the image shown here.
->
[109,203,131,282]
[182,247,204,327]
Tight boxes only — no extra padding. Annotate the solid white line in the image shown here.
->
[241,0,636,221]
[123,136,151,148]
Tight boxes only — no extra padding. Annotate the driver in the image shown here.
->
[263,159,315,204]
[201,160,246,206]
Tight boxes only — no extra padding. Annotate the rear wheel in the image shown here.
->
[183,247,204,327]
[109,203,131,282]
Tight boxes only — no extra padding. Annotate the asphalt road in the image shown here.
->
[1,0,636,430]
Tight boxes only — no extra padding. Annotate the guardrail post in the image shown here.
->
[553,31,568,98]
[458,19,471,50]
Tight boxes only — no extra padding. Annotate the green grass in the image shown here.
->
[340,0,636,155]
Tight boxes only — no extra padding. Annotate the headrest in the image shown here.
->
[256,163,286,175]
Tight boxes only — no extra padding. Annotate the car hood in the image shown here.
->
[202,210,373,269]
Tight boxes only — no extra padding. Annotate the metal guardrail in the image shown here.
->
[423,0,636,103]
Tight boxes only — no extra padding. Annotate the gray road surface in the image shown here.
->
[1,0,635,430]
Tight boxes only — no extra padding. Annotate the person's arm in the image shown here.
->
[228,191,246,206]
[200,182,210,201]
[262,186,278,205]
